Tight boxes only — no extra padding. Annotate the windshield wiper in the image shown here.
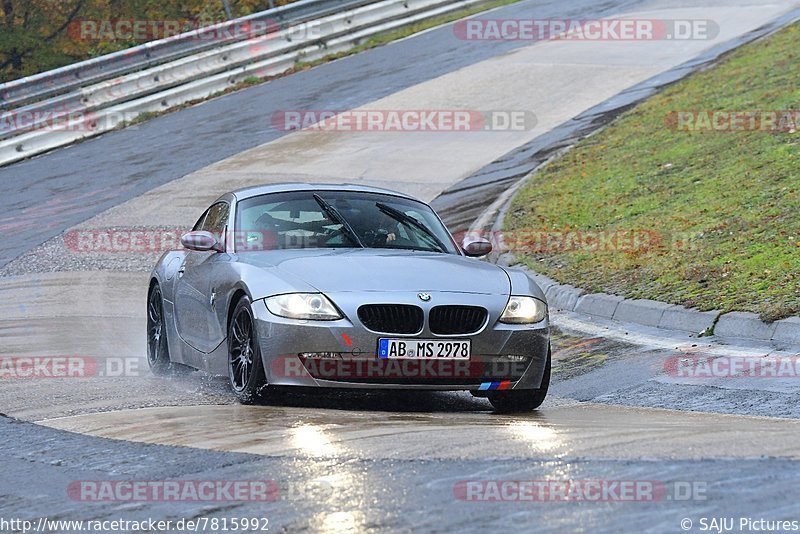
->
[313,194,365,248]
[375,202,448,253]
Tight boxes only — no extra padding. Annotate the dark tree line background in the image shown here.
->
[0,0,294,83]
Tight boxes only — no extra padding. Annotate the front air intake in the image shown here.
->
[429,305,488,335]
[358,304,424,335]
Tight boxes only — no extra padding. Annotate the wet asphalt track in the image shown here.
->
[4,411,800,533]
[3,327,800,532]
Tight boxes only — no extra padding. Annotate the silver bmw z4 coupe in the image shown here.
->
[148,183,550,412]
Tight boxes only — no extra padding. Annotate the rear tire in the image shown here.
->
[147,284,172,376]
[228,296,267,404]
[488,346,551,413]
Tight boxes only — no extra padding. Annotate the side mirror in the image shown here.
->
[181,231,223,252]
[462,237,492,257]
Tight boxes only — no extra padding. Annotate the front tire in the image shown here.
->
[488,346,551,413]
[147,284,172,375]
[228,296,267,404]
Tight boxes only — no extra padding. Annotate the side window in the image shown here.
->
[191,203,230,250]
[192,209,209,232]
[201,202,230,235]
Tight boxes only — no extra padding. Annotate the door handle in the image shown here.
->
[177,266,185,278]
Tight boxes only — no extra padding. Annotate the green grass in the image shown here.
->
[506,23,800,322]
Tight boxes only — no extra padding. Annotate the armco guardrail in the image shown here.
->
[0,0,375,143]
[0,0,489,167]
[0,0,372,110]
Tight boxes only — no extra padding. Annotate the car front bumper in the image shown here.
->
[251,292,549,391]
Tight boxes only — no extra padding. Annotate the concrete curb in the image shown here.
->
[498,253,797,347]
[773,317,800,345]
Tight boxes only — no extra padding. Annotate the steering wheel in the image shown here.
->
[363,228,389,247]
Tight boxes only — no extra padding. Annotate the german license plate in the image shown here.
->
[378,338,470,359]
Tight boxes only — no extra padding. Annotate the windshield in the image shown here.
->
[234,190,458,254]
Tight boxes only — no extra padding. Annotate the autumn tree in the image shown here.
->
[1,0,87,81]
[0,0,297,84]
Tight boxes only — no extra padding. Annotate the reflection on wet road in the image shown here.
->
[10,325,792,531]
[2,322,798,531]
[41,401,800,460]
[5,394,798,532]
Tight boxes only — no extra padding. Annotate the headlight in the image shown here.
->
[499,296,547,324]
[266,293,342,321]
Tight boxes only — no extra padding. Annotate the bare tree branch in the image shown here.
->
[45,0,85,42]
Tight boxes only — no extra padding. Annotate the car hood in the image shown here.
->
[237,249,510,295]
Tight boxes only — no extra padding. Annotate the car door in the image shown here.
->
[174,202,230,355]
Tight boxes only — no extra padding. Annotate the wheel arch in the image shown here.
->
[226,285,252,332]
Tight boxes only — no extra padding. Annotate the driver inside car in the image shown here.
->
[333,199,399,246]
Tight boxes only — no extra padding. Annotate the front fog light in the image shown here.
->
[499,296,547,324]
[266,293,342,321]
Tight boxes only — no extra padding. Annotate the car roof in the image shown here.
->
[229,182,419,202]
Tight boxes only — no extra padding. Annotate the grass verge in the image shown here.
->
[505,22,800,322]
